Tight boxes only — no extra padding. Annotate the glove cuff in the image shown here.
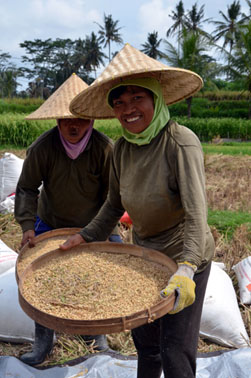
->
[175,261,197,280]
[178,261,197,271]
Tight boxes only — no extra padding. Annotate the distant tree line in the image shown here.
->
[0,0,250,116]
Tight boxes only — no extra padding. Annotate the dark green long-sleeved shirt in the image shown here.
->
[15,126,114,232]
[80,121,215,272]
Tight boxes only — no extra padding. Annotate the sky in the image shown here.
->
[0,0,250,89]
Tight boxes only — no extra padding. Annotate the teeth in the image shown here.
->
[127,116,139,123]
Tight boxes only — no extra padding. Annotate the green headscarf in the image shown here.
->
[107,77,170,145]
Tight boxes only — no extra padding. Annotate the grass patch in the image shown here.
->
[202,142,251,155]
[208,209,251,239]
[94,119,122,141]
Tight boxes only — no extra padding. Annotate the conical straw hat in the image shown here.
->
[70,43,203,119]
[26,73,89,120]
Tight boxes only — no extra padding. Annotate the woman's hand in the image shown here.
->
[21,230,35,249]
[160,261,197,314]
[59,234,86,250]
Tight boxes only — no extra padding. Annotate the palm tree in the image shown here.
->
[163,29,217,118]
[240,0,251,24]
[211,1,243,55]
[184,3,211,37]
[72,35,107,79]
[166,0,186,37]
[141,31,164,59]
[225,21,251,118]
[211,1,244,79]
[0,69,19,97]
[95,14,123,62]
[83,32,107,77]
[166,1,186,57]
[0,51,11,69]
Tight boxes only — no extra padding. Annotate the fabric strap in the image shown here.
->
[58,120,94,159]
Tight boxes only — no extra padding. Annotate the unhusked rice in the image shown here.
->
[21,247,173,320]
[17,236,68,276]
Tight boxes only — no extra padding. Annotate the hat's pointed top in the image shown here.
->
[26,73,89,120]
[94,43,167,85]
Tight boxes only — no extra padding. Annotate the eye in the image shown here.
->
[112,100,123,107]
[133,95,142,100]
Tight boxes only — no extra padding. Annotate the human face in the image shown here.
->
[112,86,155,134]
[58,118,91,144]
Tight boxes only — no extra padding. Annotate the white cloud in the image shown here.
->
[138,0,173,40]
[0,0,103,57]
[29,0,100,29]
[24,0,100,34]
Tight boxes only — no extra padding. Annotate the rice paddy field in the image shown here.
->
[0,146,250,367]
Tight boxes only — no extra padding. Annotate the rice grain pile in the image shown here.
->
[17,236,68,276]
[21,247,173,320]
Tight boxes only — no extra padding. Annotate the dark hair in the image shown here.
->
[108,86,128,107]
[108,85,154,108]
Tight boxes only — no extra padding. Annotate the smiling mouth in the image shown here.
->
[125,116,140,123]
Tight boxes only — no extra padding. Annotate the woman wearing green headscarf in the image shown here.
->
[61,45,215,378]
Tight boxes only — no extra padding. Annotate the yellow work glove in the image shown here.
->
[160,261,197,314]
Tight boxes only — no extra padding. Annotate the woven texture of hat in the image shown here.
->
[70,43,203,119]
[26,74,89,120]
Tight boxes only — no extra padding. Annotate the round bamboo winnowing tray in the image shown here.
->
[15,228,81,283]
[18,241,177,335]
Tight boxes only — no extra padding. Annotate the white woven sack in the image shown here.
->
[0,239,17,275]
[0,266,35,342]
[0,152,24,202]
[232,257,251,305]
[0,193,15,214]
[200,262,249,348]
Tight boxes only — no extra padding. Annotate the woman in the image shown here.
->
[60,44,215,378]
[15,74,119,366]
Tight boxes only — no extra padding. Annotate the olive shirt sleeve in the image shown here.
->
[173,142,208,267]
[14,143,49,233]
[79,151,125,242]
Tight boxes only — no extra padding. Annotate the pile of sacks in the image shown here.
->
[0,152,24,214]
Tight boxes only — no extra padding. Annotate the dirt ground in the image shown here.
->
[0,150,250,366]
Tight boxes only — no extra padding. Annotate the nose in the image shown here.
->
[123,100,136,115]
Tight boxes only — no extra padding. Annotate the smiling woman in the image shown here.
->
[62,43,215,378]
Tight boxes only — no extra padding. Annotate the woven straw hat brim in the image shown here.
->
[26,73,89,120]
[70,44,203,120]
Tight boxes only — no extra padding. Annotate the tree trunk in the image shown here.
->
[186,96,193,118]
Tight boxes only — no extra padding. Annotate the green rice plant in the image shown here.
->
[196,90,250,100]
[94,119,123,140]
[2,97,44,106]
[176,117,251,141]
[208,209,251,240]
[0,98,44,114]
[0,113,53,146]
[169,97,250,118]
[202,142,251,155]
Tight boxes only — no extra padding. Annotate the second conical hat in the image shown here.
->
[70,43,203,119]
[26,73,89,120]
